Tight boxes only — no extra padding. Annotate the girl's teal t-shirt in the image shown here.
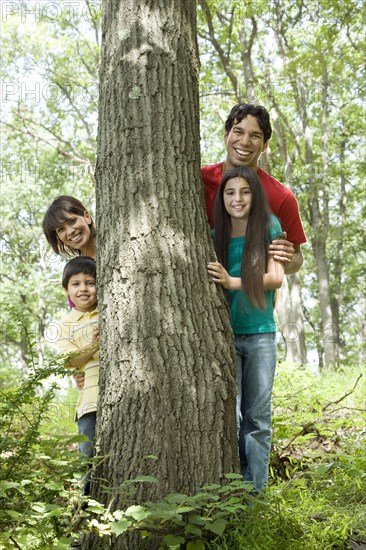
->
[216,215,282,335]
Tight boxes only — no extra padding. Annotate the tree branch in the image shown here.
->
[1,119,90,166]
[322,374,363,411]
[198,0,239,98]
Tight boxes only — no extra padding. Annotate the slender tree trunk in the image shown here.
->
[271,6,338,368]
[300,95,337,368]
[331,139,347,360]
[276,275,306,365]
[261,113,307,365]
[92,4,238,545]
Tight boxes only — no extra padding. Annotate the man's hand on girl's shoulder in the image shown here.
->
[269,231,295,264]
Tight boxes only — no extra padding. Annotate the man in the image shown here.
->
[202,104,306,273]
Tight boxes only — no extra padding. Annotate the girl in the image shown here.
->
[42,196,96,260]
[208,166,284,492]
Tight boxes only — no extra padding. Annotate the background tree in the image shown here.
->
[2,0,364,375]
[93,1,238,526]
[0,2,365,547]
[0,3,100,382]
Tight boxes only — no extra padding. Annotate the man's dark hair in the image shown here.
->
[224,104,272,143]
[62,256,96,289]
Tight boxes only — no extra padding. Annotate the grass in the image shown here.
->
[0,362,365,549]
[206,362,366,550]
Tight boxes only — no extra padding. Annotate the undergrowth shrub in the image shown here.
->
[0,361,364,549]
[0,363,86,549]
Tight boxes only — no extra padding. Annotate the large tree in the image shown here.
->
[93,0,239,525]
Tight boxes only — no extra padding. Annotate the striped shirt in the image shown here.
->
[58,307,99,420]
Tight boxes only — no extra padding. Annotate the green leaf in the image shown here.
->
[348,468,363,478]
[125,475,159,484]
[151,509,178,521]
[5,509,22,519]
[184,524,203,536]
[201,483,222,491]
[69,434,90,443]
[193,492,220,502]
[113,510,124,520]
[188,514,206,526]
[110,519,131,536]
[163,534,185,548]
[45,504,66,518]
[176,506,196,513]
[205,518,227,536]
[187,541,206,550]
[166,493,190,504]
[86,506,105,514]
[2,481,20,490]
[223,473,243,480]
[125,505,151,521]
[316,464,329,476]
[44,481,64,491]
[20,479,33,486]
[54,537,74,549]
[32,503,46,513]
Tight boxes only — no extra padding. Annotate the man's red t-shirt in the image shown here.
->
[201,162,306,246]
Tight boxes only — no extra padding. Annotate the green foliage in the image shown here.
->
[0,362,365,549]
[1,1,99,380]
[72,473,252,549]
[0,362,85,550]
[1,1,365,548]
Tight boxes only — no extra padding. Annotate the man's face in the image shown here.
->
[224,115,268,170]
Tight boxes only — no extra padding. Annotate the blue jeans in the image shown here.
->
[235,333,276,492]
[77,412,96,494]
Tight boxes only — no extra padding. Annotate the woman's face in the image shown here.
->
[55,211,92,250]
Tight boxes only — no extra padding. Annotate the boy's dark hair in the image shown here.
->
[225,104,272,143]
[62,256,96,289]
[42,195,96,257]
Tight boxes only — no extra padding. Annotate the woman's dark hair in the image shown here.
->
[42,196,96,257]
[213,167,271,309]
[225,104,272,143]
[62,256,96,289]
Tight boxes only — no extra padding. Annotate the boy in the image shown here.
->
[58,256,99,494]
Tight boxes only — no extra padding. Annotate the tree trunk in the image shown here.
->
[92,0,239,535]
[276,275,306,366]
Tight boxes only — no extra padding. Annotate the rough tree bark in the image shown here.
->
[92,0,239,535]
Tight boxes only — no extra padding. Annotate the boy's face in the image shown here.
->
[65,273,97,312]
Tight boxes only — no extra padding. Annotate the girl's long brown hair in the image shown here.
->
[213,167,271,309]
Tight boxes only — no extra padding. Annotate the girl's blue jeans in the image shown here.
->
[234,332,276,492]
